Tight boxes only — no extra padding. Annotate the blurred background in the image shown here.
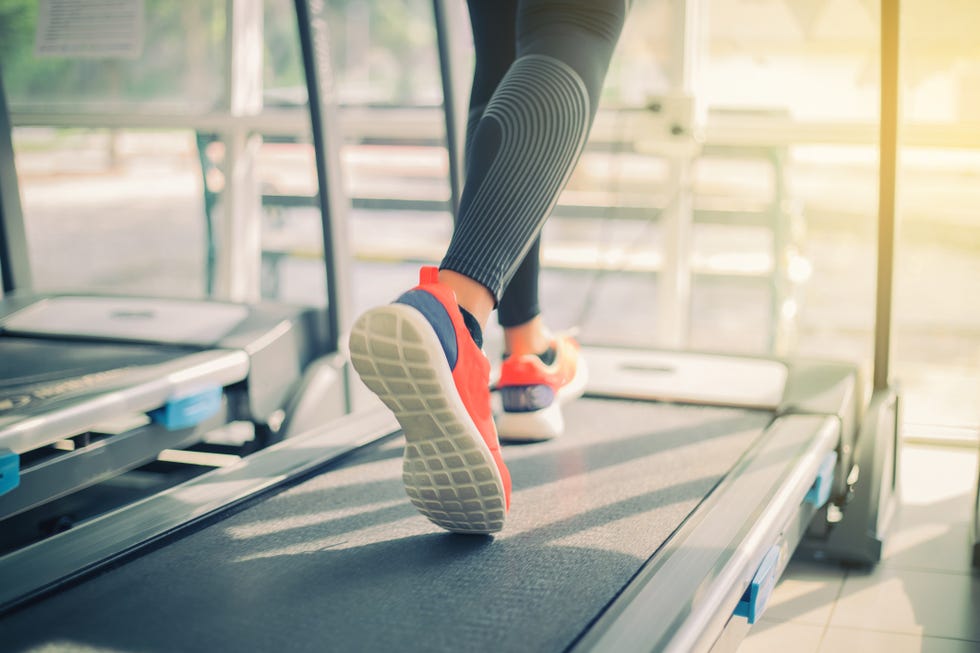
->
[1,0,977,446]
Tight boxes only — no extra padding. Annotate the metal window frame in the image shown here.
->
[294,0,351,358]
[0,66,32,294]
[0,4,348,357]
[873,0,900,391]
[432,0,468,219]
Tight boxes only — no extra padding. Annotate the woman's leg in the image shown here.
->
[349,0,629,532]
[438,0,520,330]
[440,0,628,333]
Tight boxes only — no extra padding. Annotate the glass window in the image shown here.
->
[11,125,208,296]
[894,1,980,442]
[4,0,974,441]
[2,0,329,306]
[3,1,226,113]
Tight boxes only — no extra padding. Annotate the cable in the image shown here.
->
[572,106,684,334]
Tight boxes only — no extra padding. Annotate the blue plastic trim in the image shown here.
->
[0,448,20,496]
[149,385,223,431]
[804,450,838,507]
[734,544,781,624]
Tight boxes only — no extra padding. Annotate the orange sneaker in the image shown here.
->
[496,333,587,441]
[348,266,511,534]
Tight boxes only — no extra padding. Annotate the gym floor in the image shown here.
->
[739,443,980,653]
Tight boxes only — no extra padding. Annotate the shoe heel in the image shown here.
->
[497,401,564,442]
[349,305,507,534]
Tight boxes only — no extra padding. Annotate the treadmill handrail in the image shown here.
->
[573,414,839,653]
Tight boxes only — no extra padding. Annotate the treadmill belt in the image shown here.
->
[1,399,768,652]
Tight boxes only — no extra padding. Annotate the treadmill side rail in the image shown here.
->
[573,414,840,653]
[0,402,230,521]
[733,544,781,624]
[779,358,862,501]
[0,349,249,455]
[0,407,399,614]
[804,450,838,508]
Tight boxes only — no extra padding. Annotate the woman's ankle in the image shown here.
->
[437,269,494,328]
[503,315,552,357]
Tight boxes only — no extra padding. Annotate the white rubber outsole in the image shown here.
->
[349,304,507,534]
[496,354,589,442]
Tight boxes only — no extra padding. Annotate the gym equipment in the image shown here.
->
[0,348,872,653]
[0,14,350,538]
[0,1,908,651]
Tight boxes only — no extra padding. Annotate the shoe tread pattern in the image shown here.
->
[349,305,505,534]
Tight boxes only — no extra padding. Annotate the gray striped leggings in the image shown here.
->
[441,0,629,327]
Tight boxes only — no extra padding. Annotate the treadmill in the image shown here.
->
[0,1,905,651]
[974,436,980,569]
[0,13,350,541]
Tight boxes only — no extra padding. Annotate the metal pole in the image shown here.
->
[295,0,352,361]
[432,0,464,219]
[658,0,703,348]
[0,66,33,294]
[874,0,900,391]
[215,0,264,302]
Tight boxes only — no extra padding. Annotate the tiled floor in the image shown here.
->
[739,443,980,653]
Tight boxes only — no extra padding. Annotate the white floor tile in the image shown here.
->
[818,627,980,653]
[884,521,975,574]
[738,619,825,653]
[761,560,845,626]
[738,444,980,652]
[829,567,980,641]
[898,445,978,525]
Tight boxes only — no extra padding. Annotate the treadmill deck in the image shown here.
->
[1,398,767,652]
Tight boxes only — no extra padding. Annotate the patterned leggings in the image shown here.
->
[441,0,629,327]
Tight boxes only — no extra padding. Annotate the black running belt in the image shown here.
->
[0,399,768,652]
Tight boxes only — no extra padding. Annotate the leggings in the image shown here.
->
[440,0,628,327]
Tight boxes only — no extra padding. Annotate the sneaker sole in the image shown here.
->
[497,355,589,442]
[349,304,507,534]
[496,401,564,442]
